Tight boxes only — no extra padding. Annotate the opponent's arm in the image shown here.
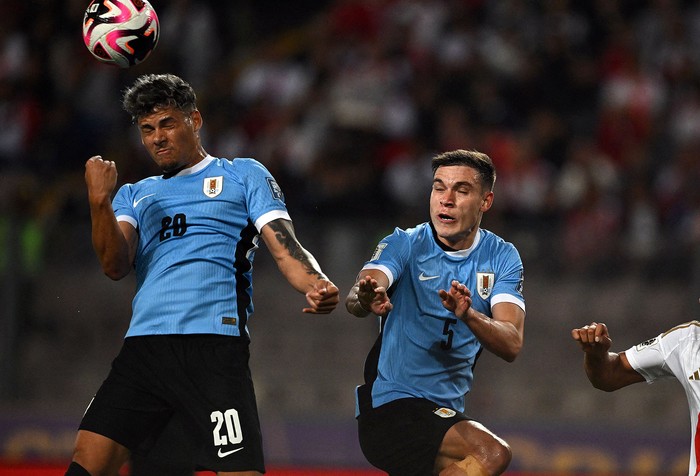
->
[571,322,645,391]
[345,269,392,318]
[85,156,137,280]
[439,280,524,362]
[261,218,339,314]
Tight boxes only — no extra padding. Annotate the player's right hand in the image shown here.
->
[303,279,340,314]
[571,322,612,353]
[357,275,392,317]
[85,155,118,200]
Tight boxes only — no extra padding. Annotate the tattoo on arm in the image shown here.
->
[268,220,322,278]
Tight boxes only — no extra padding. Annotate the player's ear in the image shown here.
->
[191,109,203,132]
[480,191,494,212]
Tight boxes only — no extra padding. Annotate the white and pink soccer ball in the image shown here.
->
[82,0,160,68]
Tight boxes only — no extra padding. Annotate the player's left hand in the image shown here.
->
[303,279,340,314]
[439,280,473,321]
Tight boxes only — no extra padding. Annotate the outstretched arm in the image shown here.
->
[85,156,137,280]
[261,218,339,314]
[571,322,645,391]
[439,280,524,362]
[345,269,392,318]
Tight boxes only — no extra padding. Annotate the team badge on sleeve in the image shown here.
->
[266,177,284,201]
[370,243,387,261]
[203,176,223,198]
[635,337,658,351]
[477,272,494,299]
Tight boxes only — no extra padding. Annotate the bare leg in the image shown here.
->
[440,455,490,476]
[434,420,511,476]
[71,430,130,476]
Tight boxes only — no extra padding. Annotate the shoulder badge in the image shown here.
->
[635,337,658,351]
[266,177,284,201]
[370,243,387,261]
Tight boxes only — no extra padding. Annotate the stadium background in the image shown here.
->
[0,0,698,474]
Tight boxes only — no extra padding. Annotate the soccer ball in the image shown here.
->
[82,0,160,68]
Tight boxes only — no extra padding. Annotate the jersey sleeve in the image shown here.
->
[490,242,525,313]
[238,159,291,232]
[624,330,677,383]
[112,184,137,229]
[360,227,411,288]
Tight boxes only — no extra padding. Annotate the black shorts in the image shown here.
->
[357,398,470,476]
[79,334,265,473]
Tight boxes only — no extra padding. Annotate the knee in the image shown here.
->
[454,440,511,476]
[464,437,511,475]
[441,422,512,475]
[485,438,512,474]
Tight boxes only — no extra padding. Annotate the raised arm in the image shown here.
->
[571,322,645,391]
[260,218,339,314]
[85,156,137,280]
[439,280,524,362]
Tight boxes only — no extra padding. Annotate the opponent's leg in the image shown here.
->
[435,420,511,476]
[69,429,130,476]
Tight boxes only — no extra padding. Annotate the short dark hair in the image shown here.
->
[122,73,197,122]
[431,149,496,191]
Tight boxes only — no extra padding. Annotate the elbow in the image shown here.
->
[501,341,523,363]
[496,348,519,363]
[344,296,370,318]
[590,380,621,392]
[502,350,519,363]
[586,371,625,392]
[344,300,355,316]
[103,266,129,281]
[104,271,126,281]
[593,383,617,393]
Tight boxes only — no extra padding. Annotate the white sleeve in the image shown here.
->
[624,331,677,383]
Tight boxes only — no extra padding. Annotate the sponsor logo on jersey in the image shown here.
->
[266,177,284,201]
[433,407,456,418]
[370,243,387,261]
[204,176,223,198]
[635,337,657,351]
[419,272,440,281]
[477,271,495,299]
[689,368,700,381]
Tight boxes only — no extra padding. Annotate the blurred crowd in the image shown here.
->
[2,0,700,280]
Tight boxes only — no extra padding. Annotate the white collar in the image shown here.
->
[171,155,215,177]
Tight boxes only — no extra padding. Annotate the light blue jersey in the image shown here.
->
[356,223,525,414]
[112,155,290,338]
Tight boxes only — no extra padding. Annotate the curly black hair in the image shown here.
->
[122,73,197,122]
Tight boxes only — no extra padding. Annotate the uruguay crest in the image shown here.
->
[203,176,223,198]
[433,407,456,418]
[476,271,495,299]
